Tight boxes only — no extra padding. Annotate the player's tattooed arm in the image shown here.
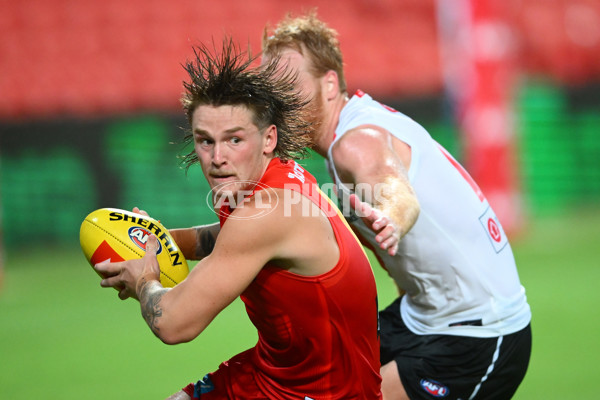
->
[138,278,169,337]
[195,223,219,259]
[170,223,220,261]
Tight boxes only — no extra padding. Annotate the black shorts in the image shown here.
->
[380,297,531,400]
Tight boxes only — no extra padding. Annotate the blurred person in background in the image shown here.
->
[95,39,382,400]
[261,11,532,400]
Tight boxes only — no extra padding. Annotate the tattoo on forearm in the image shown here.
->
[196,227,216,259]
[139,280,168,336]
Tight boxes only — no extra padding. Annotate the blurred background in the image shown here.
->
[2,0,600,246]
[1,0,599,399]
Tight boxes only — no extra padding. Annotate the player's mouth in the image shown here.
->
[209,173,236,182]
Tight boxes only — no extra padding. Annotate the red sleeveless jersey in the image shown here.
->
[219,158,382,399]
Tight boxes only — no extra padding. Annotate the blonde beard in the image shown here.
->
[305,87,327,150]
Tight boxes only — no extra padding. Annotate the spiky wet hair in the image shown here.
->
[180,38,312,169]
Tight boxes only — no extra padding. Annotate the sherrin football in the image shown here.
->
[80,208,189,287]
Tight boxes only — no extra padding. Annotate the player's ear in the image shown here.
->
[263,124,278,154]
[323,70,339,101]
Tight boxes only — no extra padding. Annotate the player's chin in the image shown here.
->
[209,176,238,191]
[212,179,256,200]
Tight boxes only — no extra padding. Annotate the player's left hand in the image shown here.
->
[94,234,162,301]
[349,194,399,256]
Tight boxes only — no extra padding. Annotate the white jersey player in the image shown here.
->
[329,90,531,338]
[263,12,532,400]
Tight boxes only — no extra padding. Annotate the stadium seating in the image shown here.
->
[0,0,598,120]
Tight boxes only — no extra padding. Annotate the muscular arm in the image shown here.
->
[133,192,338,344]
[138,214,273,344]
[95,213,263,343]
[99,192,338,344]
[138,279,167,336]
[331,125,420,254]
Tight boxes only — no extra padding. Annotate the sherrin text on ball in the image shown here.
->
[80,208,189,287]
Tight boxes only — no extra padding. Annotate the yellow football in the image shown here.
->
[80,208,189,287]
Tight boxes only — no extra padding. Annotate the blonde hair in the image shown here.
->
[262,10,347,94]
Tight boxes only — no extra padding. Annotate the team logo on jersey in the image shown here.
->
[479,206,508,253]
[128,226,163,254]
[420,378,449,397]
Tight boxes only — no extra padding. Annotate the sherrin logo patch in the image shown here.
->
[420,378,449,398]
[128,226,163,254]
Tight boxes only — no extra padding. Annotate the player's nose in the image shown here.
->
[211,142,227,167]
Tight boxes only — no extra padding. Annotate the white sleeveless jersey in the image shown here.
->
[327,91,531,337]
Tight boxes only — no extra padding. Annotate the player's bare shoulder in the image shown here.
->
[330,125,394,181]
[218,187,305,245]
[333,124,390,152]
[221,186,282,226]
[220,187,338,275]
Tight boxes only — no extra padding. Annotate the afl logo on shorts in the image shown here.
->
[128,226,163,254]
[420,378,449,398]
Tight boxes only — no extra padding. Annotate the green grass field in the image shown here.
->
[1,208,599,399]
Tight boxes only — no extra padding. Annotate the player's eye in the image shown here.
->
[230,137,241,144]
[196,137,212,147]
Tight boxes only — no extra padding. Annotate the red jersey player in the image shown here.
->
[94,39,382,400]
